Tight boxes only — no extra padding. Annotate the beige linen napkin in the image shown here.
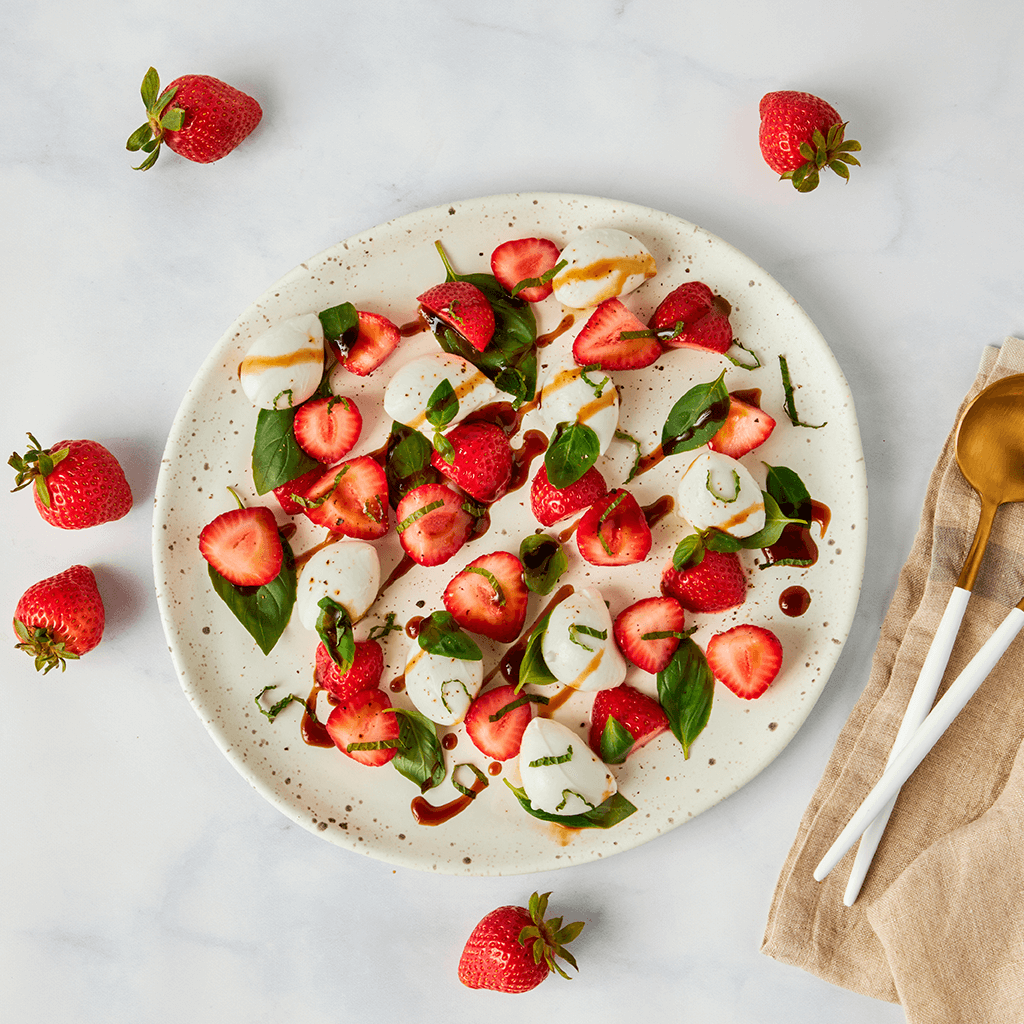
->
[762,338,1024,1023]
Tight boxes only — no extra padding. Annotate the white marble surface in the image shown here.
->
[3,2,1023,1021]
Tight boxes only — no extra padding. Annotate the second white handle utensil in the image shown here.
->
[842,586,971,905]
[815,603,1024,884]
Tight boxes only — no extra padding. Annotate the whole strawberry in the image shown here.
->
[758,90,861,192]
[13,565,105,673]
[10,433,132,530]
[127,67,262,170]
[458,891,584,993]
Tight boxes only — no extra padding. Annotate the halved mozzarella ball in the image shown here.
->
[239,313,325,410]
[536,357,619,455]
[519,718,617,816]
[404,641,483,726]
[551,229,656,308]
[677,450,765,538]
[541,588,626,692]
[296,541,380,628]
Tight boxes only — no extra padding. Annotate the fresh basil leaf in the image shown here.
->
[384,422,441,508]
[599,716,635,765]
[207,536,296,655]
[417,611,483,661]
[318,302,359,345]
[703,529,743,553]
[504,781,637,829]
[315,597,355,674]
[661,372,730,456]
[740,491,805,549]
[389,707,446,792]
[672,533,706,570]
[544,421,600,488]
[764,463,812,519]
[657,638,714,759]
[517,610,558,690]
[252,406,319,495]
[425,378,459,429]
[519,534,568,595]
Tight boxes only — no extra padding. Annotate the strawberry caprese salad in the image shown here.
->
[197,226,824,830]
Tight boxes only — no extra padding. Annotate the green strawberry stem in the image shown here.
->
[126,67,185,171]
[13,619,80,674]
[8,432,70,508]
[518,892,585,981]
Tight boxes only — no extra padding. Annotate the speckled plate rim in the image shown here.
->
[153,192,868,875]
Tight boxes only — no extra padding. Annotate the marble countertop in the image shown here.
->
[4,3,1023,1021]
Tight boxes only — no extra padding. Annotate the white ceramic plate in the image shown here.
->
[153,193,867,875]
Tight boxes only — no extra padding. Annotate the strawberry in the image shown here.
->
[293,394,363,463]
[458,891,584,992]
[297,456,389,539]
[325,688,400,766]
[10,433,132,530]
[13,565,105,673]
[758,90,861,192]
[612,596,687,673]
[705,624,783,699]
[490,237,562,302]
[571,297,662,371]
[418,281,495,352]
[395,483,475,566]
[649,282,733,354]
[272,466,323,515]
[661,549,746,613]
[576,489,652,566]
[530,463,607,527]
[442,551,528,643]
[708,392,776,459]
[464,683,534,760]
[127,67,262,170]
[314,639,384,700]
[589,684,669,762]
[430,421,513,503]
[339,311,401,376]
[198,505,284,587]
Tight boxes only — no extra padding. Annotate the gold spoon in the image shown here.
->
[838,372,1024,902]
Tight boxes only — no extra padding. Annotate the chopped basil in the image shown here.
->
[528,745,573,768]
[779,355,826,428]
[504,781,638,829]
[451,762,489,798]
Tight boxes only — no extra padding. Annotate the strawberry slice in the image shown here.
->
[576,489,652,566]
[589,684,669,763]
[649,281,733,354]
[325,688,401,766]
[613,596,687,673]
[661,549,747,613]
[199,506,283,587]
[395,482,475,567]
[342,311,401,376]
[272,466,324,515]
[490,237,562,303]
[314,638,384,701]
[293,394,363,463]
[443,551,528,643]
[418,281,495,352]
[708,393,776,459]
[529,463,608,527]
[430,421,513,503]
[299,455,389,539]
[464,683,534,760]
[705,624,783,699]
[572,297,663,371]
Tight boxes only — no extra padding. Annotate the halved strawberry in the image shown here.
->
[464,683,534,760]
[708,393,776,458]
[490,237,562,302]
[431,421,513,503]
[530,463,607,527]
[589,684,669,763]
[199,506,283,586]
[299,455,389,539]
[293,394,363,463]
[341,311,401,376]
[272,466,324,516]
[325,688,400,766]
[314,638,384,701]
[649,281,733,354]
[705,624,783,699]
[613,596,687,673]
[571,297,662,371]
[395,482,475,566]
[443,551,528,643]
[661,549,747,613]
[418,281,495,352]
[576,489,652,566]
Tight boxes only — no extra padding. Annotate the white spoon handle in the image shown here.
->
[815,605,1024,884]
[842,586,971,905]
